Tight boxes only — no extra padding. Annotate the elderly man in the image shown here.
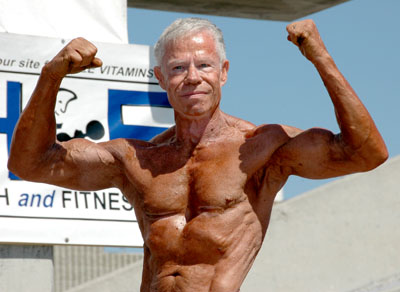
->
[8,18,387,292]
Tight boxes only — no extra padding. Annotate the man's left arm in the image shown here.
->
[275,19,388,179]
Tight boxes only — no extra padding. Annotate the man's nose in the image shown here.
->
[184,64,201,84]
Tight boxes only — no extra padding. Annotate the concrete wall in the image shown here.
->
[0,245,54,292]
[242,155,400,292]
[54,246,143,292]
[65,261,143,292]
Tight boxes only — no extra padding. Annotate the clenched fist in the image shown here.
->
[286,19,329,63]
[44,37,102,81]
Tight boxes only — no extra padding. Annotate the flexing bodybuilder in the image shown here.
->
[8,18,387,291]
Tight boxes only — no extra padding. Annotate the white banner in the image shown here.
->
[0,0,128,44]
[0,32,174,247]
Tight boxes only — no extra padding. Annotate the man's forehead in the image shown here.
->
[191,34,206,44]
[167,30,214,48]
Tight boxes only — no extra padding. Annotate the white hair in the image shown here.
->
[154,17,226,66]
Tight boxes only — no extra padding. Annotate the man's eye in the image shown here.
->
[173,66,183,70]
[200,63,210,68]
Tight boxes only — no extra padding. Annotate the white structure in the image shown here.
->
[242,155,400,292]
[0,245,54,292]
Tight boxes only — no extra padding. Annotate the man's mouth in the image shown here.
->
[181,91,207,98]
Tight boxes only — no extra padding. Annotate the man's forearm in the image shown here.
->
[313,53,370,147]
[313,52,388,165]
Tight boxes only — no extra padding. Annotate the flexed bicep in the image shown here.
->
[274,126,376,179]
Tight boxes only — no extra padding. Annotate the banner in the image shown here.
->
[0,32,174,247]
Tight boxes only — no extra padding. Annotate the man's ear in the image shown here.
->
[154,66,166,90]
[220,60,229,86]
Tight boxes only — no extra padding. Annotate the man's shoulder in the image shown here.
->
[149,126,176,144]
[243,124,303,160]
[222,113,301,138]
[100,137,156,157]
[223,112,255,132]
[251,123,302,138]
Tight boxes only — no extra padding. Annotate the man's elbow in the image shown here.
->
[375,146,389,166]
[363,145,389,171]
[7,157,24,179]
[7,156,37,181]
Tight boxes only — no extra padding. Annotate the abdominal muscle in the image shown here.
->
[141,200,263,292]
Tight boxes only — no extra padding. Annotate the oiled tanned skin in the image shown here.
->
[121,118,288,291]
[8,19,387,292]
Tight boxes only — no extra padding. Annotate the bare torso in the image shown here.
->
[111,113,290,292]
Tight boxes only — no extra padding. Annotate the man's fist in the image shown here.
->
[44,37,102,81]
[286,19,329,63]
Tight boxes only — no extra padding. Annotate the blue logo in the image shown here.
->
[108,89,171,141]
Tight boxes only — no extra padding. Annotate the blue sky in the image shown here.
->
[127,0,399,199]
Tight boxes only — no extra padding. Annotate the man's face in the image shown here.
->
[154,31,229,119]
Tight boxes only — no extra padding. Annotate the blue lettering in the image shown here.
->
[30,193,41,207]
[18,191,55,207]
[43,190,55,208]
[18,193,29,206]
[0,81,22,180]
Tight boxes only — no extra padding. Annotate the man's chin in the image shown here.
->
[177,107,217,119]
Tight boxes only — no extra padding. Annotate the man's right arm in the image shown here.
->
[7,38,123,190]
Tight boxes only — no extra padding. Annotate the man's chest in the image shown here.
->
[124,140,249,217]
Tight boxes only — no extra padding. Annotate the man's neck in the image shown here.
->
[174,108,228,146]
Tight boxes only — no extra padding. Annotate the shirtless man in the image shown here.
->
[8,18,387,291]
